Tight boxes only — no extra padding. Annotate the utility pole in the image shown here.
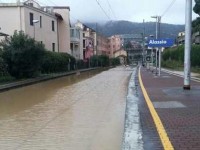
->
[96,23,98,67]
[143,19,145,65]
[183,0,192,90]
[158,16,162,76]
[151,16,159,75]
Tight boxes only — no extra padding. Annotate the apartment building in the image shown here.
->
[192,31,200,44]
[120,34,143,63]
[177,31,185,45]
[75,21,95,60]
[0,0,70,53]
[70,26,83,60]
[71,22,127,62]
[108,35,122,58]
[97,34,109,56]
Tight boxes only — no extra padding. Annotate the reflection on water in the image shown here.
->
[0,67,133,150]
[0,69,103,119]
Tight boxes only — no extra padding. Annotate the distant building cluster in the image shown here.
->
[177,31,200,45]
[0,0,129,64]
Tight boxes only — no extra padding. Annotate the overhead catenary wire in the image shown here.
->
[95,0,111,20]
[44,0,57,6]
[161,0,177,17]
[106,0,117,20]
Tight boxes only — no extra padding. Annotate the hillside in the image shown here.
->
[85,20,184,39]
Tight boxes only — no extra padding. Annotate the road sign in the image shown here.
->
[148,38,174,47]
[146,55,151,62]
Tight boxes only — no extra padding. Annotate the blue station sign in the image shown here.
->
[148,38,174,47]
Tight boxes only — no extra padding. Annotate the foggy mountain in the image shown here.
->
[85,20,184,39]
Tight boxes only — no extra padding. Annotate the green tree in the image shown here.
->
[90,55,99,67]
[110,57,120,66]
[0,49,8,76]
[194,0,200,15]
[98,55,109,67]
[1,31,45,78]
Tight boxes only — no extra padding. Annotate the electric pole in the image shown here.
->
[151,16,160,75]
[158,16,161,76]
[183,0,192,90]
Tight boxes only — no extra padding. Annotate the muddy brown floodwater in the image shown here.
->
[0,67,133,150]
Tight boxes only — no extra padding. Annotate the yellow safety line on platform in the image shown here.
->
[138,67,174,150]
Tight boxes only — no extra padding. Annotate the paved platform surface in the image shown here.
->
[139,67,200,150]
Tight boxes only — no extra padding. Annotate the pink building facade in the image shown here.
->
[75,21,95,61]
[97,34,109,56]
[108,35,122,58]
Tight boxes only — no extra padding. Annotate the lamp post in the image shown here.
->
[151,16,158,75]
[151,16,161,76]
[33,19,39,39]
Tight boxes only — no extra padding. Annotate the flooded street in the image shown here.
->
[0,67,133,150]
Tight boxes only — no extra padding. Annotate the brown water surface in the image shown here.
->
[0,67,132,150]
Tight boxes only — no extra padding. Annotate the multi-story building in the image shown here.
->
[97,34,109,56]
[70,27,83,60]
[120,34,143,63]
[177,31,185,45]
[72,22,125,61]
[108,35,122,58]
[0,0,70,53]
[177,31,200,45]
[75,21,96,61]
[192,31,200,44]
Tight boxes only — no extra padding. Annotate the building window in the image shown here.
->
[40,16,42,28]
[52,43,55,52]
[52,20,55,31]
[83,33,85,37]
[70,43,73,50]
[83,39,86,48]
[30,13,33,26]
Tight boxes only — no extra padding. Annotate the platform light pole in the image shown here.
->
[151,16,158,75]
[151,15,162,76]
[157,16,161,76]
[183,0,192,90]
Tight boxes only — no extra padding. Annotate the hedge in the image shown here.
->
[162,45,200,68]
[41,51,75,73]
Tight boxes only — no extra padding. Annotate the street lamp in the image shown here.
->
[151,16,161,76]
[33,19,39,39]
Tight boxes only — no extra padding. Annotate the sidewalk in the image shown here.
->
[0,68,99,92]
[139,66,200,150]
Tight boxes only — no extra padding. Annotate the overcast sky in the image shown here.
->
[66,0,198,24]
[4,0,200,24]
